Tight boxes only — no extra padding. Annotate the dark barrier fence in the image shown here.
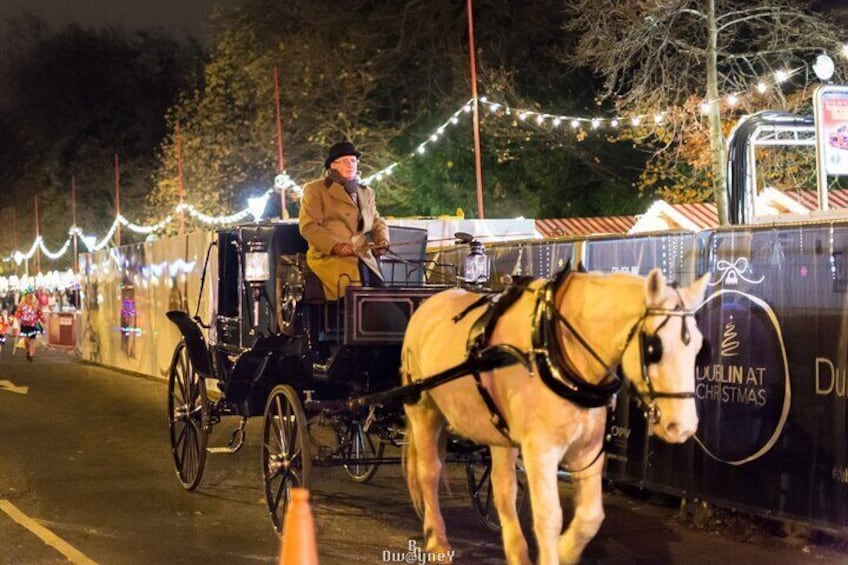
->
[617,223,848,533]
[458,223,848,532]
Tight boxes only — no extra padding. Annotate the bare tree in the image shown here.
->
[566,0,848,224]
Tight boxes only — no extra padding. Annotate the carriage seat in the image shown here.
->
[379,225,429,285]
[276,254,324,302]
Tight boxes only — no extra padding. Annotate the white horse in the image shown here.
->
[402,267,709,564]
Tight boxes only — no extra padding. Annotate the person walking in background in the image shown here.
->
[0,309,9,348]
[15,292,45,361]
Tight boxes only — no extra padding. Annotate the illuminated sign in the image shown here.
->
[815,85,848,177]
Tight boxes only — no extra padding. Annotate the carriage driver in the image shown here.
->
[298,141,390,300]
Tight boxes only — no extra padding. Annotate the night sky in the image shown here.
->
[0,0,219,41]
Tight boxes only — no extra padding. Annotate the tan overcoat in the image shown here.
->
[298,176,389,300]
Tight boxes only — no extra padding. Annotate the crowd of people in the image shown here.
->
[0,287,78,361]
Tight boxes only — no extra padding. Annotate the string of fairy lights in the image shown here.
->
[2,56,841,272]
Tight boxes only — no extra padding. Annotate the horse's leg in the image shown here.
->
[557,457,605,564]
[406,402,451,553]
[490,446,530,565]
[521,445,563,565]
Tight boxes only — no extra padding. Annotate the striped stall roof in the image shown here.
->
[784,188,848,210]
[535,201,716,237]
[535,215,636,237]
[667,202,718,229]
[535,189,848,239]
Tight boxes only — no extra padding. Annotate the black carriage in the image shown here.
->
[166,222,507,531]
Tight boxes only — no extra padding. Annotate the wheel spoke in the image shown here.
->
[174,421,187,450]
[474,464,491,496]
[267,420,282,454]
[273,397,287,453]
[168,344,208,491]
[183,435,195,479]
[272,475,288,512]
[263,386,309,532]
[179,355,190,399]
[180,426,190,469]
[352,427,365,473]
[363,430,377,454]
[284,404,297,455]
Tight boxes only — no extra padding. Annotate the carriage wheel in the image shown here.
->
[341,420,384,483]
[167,341,209,491]
[263,385,312,533]
[466,449,527,532]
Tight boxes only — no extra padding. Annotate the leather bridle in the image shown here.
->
[619,290,701,425]
[542,282,702,425]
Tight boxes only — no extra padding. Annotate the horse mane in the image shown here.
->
[561,270,648,327]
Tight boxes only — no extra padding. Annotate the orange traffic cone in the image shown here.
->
[280,488,319,565]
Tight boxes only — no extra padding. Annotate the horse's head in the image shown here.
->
[620,269,709,443]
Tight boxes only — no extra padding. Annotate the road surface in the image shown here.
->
[0,345,844,564]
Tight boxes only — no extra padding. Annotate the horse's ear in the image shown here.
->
[690,273,710,303]
[645,268,666,305]
[552,261,573,286]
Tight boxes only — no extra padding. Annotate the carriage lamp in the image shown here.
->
[464,239,490,285]
[245,236,270,327]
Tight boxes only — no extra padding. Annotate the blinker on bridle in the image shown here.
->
[542,278,707,427]
[624,286,705,425]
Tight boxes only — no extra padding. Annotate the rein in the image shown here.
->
[535,275,700,425]
[530,274,623,408]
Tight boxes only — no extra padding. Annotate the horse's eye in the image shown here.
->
[641,333,663,365]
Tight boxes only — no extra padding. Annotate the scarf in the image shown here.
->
[326,169,365,231]
[326,169,361,197]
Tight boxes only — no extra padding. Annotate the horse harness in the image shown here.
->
[449,266,702,449]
